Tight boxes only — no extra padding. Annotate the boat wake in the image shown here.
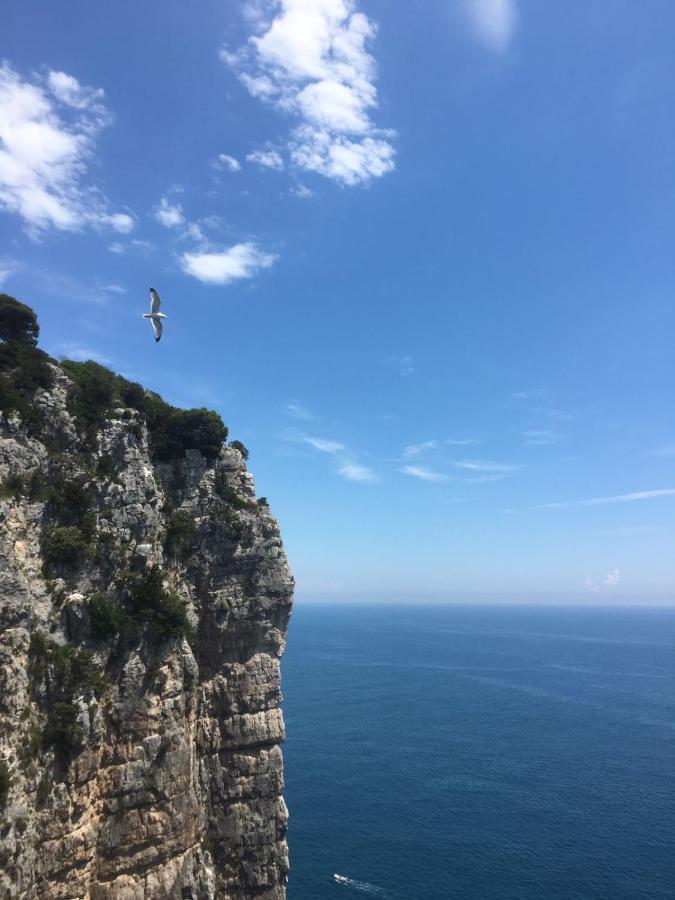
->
[333,874,386,894]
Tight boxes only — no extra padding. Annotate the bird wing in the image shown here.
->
[151,318,162,342]
[150,288,161,314]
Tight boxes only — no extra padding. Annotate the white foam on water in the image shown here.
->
[335,876,387,894]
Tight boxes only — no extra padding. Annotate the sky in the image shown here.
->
[2,0,675,604]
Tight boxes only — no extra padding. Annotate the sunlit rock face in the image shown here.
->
[0,365,293,899]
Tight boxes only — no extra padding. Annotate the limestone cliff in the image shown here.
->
[0,304,293,899]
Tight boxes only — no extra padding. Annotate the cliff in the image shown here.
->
[0,298,293,899]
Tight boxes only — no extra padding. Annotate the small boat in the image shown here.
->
[334,874,349,884]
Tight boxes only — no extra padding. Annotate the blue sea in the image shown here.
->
[282,604,675,899]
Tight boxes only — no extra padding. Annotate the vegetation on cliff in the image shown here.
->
[0,294,244,719]
[0,294,228,460]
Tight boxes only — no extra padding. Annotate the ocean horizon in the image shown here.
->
[283,603,675,899]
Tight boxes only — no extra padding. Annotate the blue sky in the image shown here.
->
[2,0,675,603]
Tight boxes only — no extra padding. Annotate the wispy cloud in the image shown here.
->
[454,460,521,474]
[386,354,415,376]
[402,440,437,458]
[291,183,314,199]
[180,242,277,285]
[0,257,21,287]
[400,465,448,483]
[100,282,126,295]
[223,0,396,186]
[462,0,518,53]
[300,435,346,454]
[510,388,547,401]
[286,428,377,483]
[339,460,377,482]
[0,63,134,236]
[585,568,620,594]
[547,408,576,422]
[247,148,284,170]
[445,437,479,446]
[523,429,558,446]
[213,153,241,172]
[535,489,675,510]
[285,400,313,420]
[153,195,184,228]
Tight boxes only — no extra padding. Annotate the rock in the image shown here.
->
[0,366,293,899]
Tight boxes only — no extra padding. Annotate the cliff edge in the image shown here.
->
[0,296,294,898]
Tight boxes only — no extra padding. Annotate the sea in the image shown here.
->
[282,604,675,900]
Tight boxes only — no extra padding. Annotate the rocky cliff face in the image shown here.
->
[0,362,293,899]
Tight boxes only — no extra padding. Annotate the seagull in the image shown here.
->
[143,287,168,342]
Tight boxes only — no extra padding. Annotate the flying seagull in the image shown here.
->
[143,287,167,342]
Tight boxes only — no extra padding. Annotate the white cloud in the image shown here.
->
[47,71,105,111]
[402,440,437,458]
[0,256,21,287]
[180,242,277,285]
[510,388,546,401]
[0,64,134,236]
[100,282,126,295]
[400,465,448,483]
[536,489,675,510]
[154,196,184,228]
[100,212,133,233]
[523,429,558,446]
[286,427,377,482]
[302,435,346,454]
[214,153,241,171]
[291,183,314,198]
[585,568,620,594]
[445,437,478,446]
[286,400,313,419]
[463,0,518,53]
[386,354,414,376]
[247,148,284,169]
[180,221,206,243]
[223,0,396,186]
[339,460,377,482]
[454,460,520,473]
[547,408,576,421]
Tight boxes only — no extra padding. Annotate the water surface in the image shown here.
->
[283,604,675,899]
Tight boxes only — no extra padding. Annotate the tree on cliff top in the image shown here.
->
[0,294,40,346]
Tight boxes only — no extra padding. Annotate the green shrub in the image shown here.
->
[60,360,118,432]
[46,702,83,755]
[60,362,228,460]
[118,379,146,409]
[96,454,116,478]
[0,472,24,500]
[19,720,43,766]
[28,630,49,680]
[165,510,195,556]
[145,403,228,462]
[89,593,124,639]
[0,760,10,808]
[229,440,249,460]
[27,468,48,501]
[28,631,106,759]
[41,526,92,568]
[214,474,251,509]
[126,566,192,640]
[0,340,54,429]
[0,294,39,345]
[46,473,94,526]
